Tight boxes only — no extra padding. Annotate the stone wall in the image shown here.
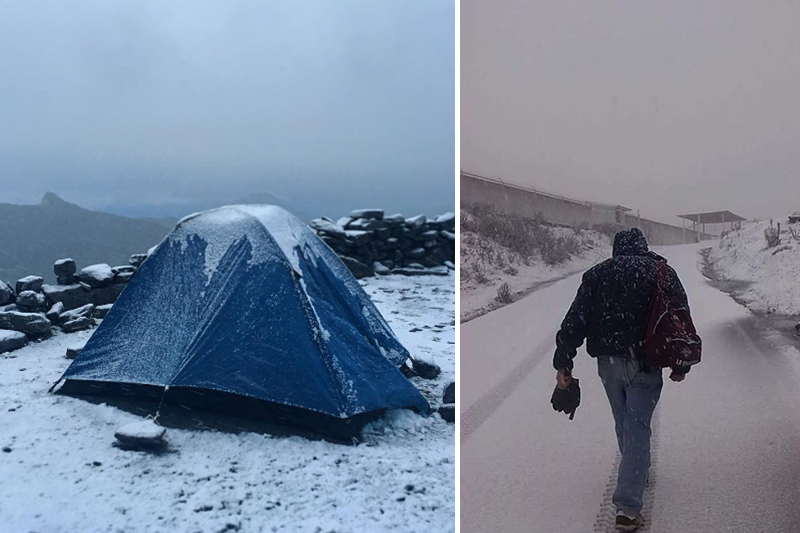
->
[0,254,146,354]
[310,209,456,278]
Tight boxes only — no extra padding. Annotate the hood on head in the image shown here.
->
[613,227,649,257]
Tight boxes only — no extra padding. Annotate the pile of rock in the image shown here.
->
[310,209,456,278]
[0,254,146,354]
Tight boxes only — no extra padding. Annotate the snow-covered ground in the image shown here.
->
[460,224,611,322]
[709,219,800,315]
[461,243,800,532]
[0,275,455,533]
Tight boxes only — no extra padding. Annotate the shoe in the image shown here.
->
[615,511,644,531]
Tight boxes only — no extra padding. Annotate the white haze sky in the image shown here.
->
[462,0,800,224]
[0,0,454,219]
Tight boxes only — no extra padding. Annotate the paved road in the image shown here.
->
[461,243,800,532]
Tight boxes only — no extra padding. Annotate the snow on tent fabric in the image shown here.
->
[56,205,429,439]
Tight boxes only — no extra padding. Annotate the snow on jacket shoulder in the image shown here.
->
[553,228,689,371]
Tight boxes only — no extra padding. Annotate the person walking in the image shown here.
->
[553,227,693,532]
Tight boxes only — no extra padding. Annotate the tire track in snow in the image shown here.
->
[593,408,660,532]
[460,335,554,444]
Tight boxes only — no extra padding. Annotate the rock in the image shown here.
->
[346,218,385,231]
[56,275,76,285]
[336,217,353,228]
[411,357,441,379]
[384,214,405,225]
[0,329,27,354]
[16,276,44,294]
[435,212,456,231]
[93,304,113,319]
[115,271,134,284]
[340,256,374,279]
[16,291,47,312]
[344,230,372,247]
[0,304,17,313]
[114,419,167,451]
[0,281,14,306]
[309,219,347,239]
[58,304,95,325]
[405,248,427,259]
[61,316,94,333]
[65,347,82,359]
[53,258,77,277]
[76,264,115,289]
[405,215,427,230]
[42,283,90,311]
[438,405,455,423]
[0,311,51,337]
[87,283,127,306]
[444,260,455,270]
[443,382,455,404]
[349,209,384,220]
[439,231,455,244]
[112,265,136,275]
[46,302,64,323]
[129,254,148,268]
[393,265,450,276]
[373,262,391,276]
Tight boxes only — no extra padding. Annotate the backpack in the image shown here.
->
[643,261,702,369]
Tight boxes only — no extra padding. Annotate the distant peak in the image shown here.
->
[40,192,75,209]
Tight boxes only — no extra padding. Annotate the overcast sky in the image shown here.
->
[0,0,454,220]
[462,0,800,224]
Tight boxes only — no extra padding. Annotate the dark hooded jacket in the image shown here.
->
[553,228,690,371]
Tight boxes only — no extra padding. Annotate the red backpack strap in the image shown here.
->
[656,260,668,291]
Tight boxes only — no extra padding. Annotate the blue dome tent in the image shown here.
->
[55,205,429,439]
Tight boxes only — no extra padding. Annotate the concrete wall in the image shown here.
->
[461,172,712,245]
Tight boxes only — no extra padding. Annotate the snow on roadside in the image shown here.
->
[709,220,800,315]
[0,275,454,533]
[460,225,610,321]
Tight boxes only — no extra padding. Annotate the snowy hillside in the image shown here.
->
[460,206,611,321]
[0,275,455,533]
[709,219,800,315]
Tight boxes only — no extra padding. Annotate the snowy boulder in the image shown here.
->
[384,213,405,225]
[112,265,136,275]
[346,218,385,231]
[309,219,347,239]
[393,265,449,277]
[93,304,113,319]
[115,271,134,284]
[344,230,372,247]
[435,212,456,232]
[437,405,455,423]
[114,419,167,451]
[411,357,441,380]
[373,262,391,276]
[61,316,94,333]
[443,382,455,404]
[46,302,64,323]
[16,291,47,312]
[0,311,51,337]
[76,264,114,289]
[439,231,455,243]
[405,215,427,230]
[58,304,94,325]
[87,283,126,306]
[53,258,77,278]
[65,347,82,359]
[349,208,384,220]
[16,275,43,294]
[0,281,14,306]
[42,284,91,311]
[0,329,27,354]
[405,248,426,259]
[340,256,374,279]
[129,254,147,268]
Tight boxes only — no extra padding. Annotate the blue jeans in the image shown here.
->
[597,356,663,517]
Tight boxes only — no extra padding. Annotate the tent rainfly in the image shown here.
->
[54,205,429,439]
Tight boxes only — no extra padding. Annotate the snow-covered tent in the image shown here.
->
[56,205,429,439]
